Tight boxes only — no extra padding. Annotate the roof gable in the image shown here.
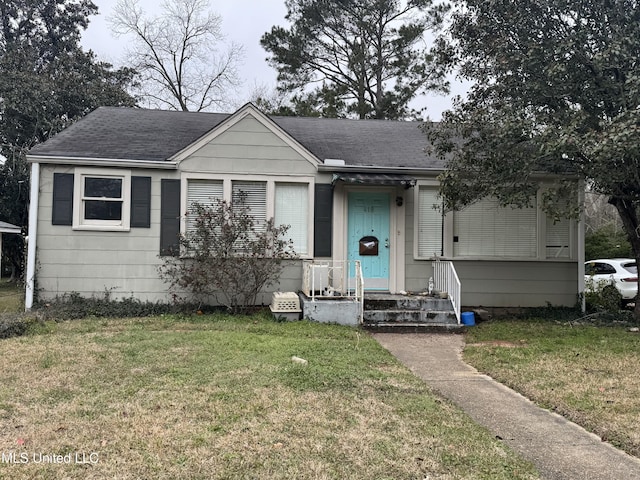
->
[170,103,320,169]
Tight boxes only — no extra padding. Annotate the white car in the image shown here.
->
[584,258,638,303]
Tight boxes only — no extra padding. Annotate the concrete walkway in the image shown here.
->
[373,332,640,480]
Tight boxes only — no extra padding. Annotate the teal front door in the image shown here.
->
[347,192,390,290]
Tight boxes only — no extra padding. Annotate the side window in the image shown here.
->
[594,263,616,275]
[83,176,124,221]
[72,169,131,231]
[55,171,149,230]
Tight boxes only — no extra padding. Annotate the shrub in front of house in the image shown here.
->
[584,276,630,317]
[158,197,297,314]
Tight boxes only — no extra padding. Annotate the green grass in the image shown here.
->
[0,313,539,479]
[464,319,640,457]
[0,281,23,313]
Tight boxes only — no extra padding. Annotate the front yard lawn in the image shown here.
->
[464,319,640,458]
[0,281,23,313]
[0,314,538,479]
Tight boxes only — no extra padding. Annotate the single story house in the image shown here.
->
[24,103,584,311]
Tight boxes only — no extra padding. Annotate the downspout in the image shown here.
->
[25,162,39,310]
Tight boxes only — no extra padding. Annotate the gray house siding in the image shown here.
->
[36,165,172,302]
[453,261,578,307]
[36,164,306,304]
[178,116,318,176]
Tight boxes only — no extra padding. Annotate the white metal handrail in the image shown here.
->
[356,260,364,324]
[432,259,461,323]
[302,260,363,304]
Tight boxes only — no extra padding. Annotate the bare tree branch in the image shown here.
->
[110,0,244,111]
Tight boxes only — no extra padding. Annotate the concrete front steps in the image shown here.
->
[363,293,462,330]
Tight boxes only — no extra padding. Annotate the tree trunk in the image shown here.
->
[610,196,640,318]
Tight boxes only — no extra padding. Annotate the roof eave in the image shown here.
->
[317,163,445,175]
[26,154,178,170]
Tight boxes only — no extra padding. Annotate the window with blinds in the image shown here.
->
[275,183,308,254]
[453,198,537,257]
[232,181,267,231]
[417,187,443,258]
[186,180,223,235]
[546,216,570,258]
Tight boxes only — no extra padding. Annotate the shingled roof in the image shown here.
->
[28,106,443,170]
[29,108,228,162]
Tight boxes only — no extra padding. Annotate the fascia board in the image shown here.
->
[317,164,445,175]
[26,155,178,170]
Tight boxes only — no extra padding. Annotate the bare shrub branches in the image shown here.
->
[158,198,296,314]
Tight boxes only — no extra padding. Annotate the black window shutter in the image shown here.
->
[52,173,74,225]
[160,179,181,256]
[314,184,333,257]
[131,176,151,228]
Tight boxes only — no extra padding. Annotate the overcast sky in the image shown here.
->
[80,0,461,119]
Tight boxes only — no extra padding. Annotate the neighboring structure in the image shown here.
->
[24,104,583,310]
[0,221,21,278]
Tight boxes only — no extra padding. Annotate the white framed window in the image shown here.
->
[275,183,309,255]
[73,169,131,231]
[415,186,443,259]
[182,175,314,258]
[453,198,537,258]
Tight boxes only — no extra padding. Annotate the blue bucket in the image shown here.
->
[461,311,475,326]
